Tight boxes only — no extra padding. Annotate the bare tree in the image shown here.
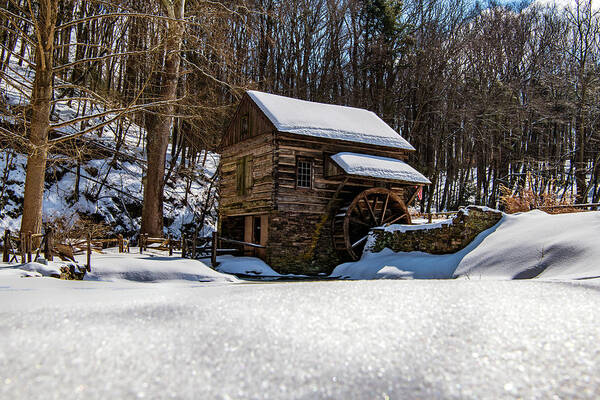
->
[141,0,185,236]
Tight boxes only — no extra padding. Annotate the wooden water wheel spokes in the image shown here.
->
[338,188,411,260]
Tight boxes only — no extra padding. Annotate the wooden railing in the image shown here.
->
[138,233,176,255]
[539,203,600,211]
[2,229,130,271]
[174,231,264,268]
[411,210,460,223]
[3,228,268,272]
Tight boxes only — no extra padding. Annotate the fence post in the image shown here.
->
[2,230,9,263]
[86,232,91,272]
[211,231,218,267]
[118,234,124,253]
[192,232,197,259]
[168,234,173,256]
[181,235,186,258]
[20,233,25,263]
[26,231,32,263]
[44,228,54,261]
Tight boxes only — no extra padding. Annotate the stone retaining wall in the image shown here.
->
[368,206,503,254]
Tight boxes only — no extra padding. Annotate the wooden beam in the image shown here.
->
[361,196,378,224]
[384,213,407,225]
[380,193,390,224]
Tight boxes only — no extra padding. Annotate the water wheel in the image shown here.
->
[332,187,411,260]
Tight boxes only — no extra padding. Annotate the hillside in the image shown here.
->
[0,63,218,238]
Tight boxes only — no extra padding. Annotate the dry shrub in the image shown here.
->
[45,213,111,244]
[499,185,575,214]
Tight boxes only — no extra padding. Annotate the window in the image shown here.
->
[240,114,249,139]
[296,159,312,189]
[240,113,253,140]
[236,155,252,196]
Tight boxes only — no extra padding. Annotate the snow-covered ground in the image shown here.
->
[1,209,600,398]
[214,255,283,277]
[334,210,600,281]
[80,249,237,283]
[1,278,599,399]
[0,247,237,283]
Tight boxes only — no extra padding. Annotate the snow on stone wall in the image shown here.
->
[368,206,503,254]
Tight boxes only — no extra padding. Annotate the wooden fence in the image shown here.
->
[411,203,600,222]
[138,231,257,268]
[411,211,460,223]
[2,229,130,271]
[539,203,600,212]
[2,228,265,272]
[138,233,176,255]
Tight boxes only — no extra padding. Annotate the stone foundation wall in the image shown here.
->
[267,211,340,275]
[369,206,503,254]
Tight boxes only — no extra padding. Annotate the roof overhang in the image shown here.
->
[331,152,431,185]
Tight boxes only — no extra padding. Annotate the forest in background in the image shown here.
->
[0,0,599,236]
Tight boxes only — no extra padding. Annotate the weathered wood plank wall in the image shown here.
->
[219,96,276,217]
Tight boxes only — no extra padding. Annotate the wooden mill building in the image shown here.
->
[218,91,430,275]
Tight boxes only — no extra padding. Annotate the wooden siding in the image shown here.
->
[220,132,275,216]
[273,134,413,214]
[221,94,275,148]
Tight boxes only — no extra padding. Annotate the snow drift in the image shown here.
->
[215,255,282,277]
[80,250,237,283]
[0,249,237,283]
[454,210,600,280]
[333,210,600,280]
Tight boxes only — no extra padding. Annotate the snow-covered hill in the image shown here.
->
[0,62,218,238]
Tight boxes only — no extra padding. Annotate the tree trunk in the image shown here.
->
[141,0,185,236]
[20,1,58,236]
[574,103,587,204]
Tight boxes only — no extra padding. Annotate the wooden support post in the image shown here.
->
[3,230,9,263]
[168,234,173,256]
[139,232,143,254]
[20,233,25,264]
[44,228,54,261]
[26,231,32,263]
[211,231,218,268]
[181,235,186,258]
[86,232,91,272]
[192,232,197,259]
[118,234,124,253]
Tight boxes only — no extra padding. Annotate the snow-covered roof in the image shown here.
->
[331,152,431,185]
[247,91,415,150]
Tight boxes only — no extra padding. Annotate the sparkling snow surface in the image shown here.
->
[331,152,431,184]
[247,91,415,150]
[1,279,600,399]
